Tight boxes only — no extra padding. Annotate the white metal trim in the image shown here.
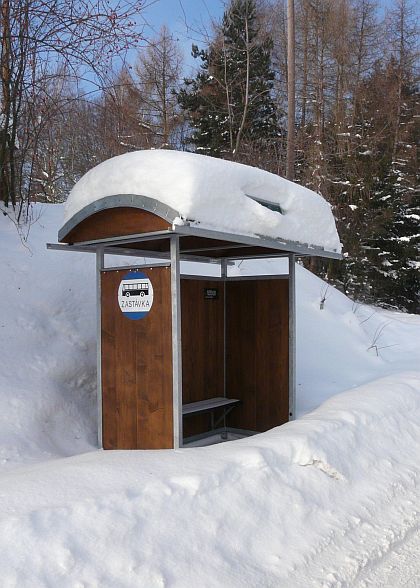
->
[180,274,289,281]
[221,260,228,405]
[170,236,183,448]
[288,254,296,420]
[96,247,104,448]
[101,262,171,272]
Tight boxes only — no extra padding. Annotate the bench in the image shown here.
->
[182,397,241,432]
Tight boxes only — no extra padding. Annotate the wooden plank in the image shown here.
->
[181,279,225,437]
[136,269,173,448]
[255,280,289,430]
[63,208,170,244]
[101,290,117,449]
[101,266,173,449]
[178,236,281,258]
[226,279,289,432]
[226,281,257,431]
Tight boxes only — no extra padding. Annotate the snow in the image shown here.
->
[63,149,342,253]
[397,234,420,242]
[0,204,419,586]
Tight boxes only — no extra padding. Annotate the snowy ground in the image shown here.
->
[0,204,419,587]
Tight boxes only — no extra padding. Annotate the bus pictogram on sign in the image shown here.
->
[122,282,149,297]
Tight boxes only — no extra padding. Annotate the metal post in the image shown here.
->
[221,258,228,400]
[288,254,296,420]
[96,246,104,448]
[170,236,183,448]
[221,259,228,439]
[221,258,228,396]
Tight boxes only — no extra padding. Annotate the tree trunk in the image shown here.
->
[0,0,11,205]
[301,1,309,129]
[286,0,295,181]
[233,17,250,158]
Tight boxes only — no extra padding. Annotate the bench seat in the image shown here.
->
[182,397,241,416]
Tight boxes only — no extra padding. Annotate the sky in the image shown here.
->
[136,0,408,73]
[140,0,224,39]
[139,0,226,72]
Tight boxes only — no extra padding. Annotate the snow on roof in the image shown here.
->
[63,150,341,253]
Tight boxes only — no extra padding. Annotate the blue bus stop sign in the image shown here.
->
[117,270,154,320]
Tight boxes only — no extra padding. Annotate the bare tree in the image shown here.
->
[384,0,418,161]
[286,0,295,180]
[0,0,144,221]
[135,26,183,149]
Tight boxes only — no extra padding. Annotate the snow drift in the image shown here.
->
[0,373,419,587]
[63,150,342,253]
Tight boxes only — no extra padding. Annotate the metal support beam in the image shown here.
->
[170,236,183,448]
[173,224,342,259]
[288,254,296,420]
[101,261,171,272]
[75,229,173,247]
[221,259,228,435]
[224,252,292,261]
[47,243,221,265]
[182,243,252,254]
[96,246,104,448]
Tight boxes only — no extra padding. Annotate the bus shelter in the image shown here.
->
[48,150,341,449]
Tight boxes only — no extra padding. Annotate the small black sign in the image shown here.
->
[204,287,218,300]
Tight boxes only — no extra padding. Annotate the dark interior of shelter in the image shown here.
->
[181,277,289,441]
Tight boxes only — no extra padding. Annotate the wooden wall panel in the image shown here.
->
[101,266,173,449]
[225,283,257,430]
[226,279,289,432]
[255,280,289,429]
[63,208,170,244]
[181,279,225,437]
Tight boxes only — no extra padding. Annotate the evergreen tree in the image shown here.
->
[362,63,420,312]
[177,0,279,163]
[336,58,419,312]
[365,169,419,313]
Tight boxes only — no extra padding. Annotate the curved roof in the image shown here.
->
[61,150,342,254]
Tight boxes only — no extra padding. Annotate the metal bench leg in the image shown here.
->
[214,405,235,429]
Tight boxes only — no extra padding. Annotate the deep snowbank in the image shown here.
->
[0,206,98,469]
[0,372,419,586]
[0,204,419,586]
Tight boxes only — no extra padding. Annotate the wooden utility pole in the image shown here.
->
[0,0,11,205]
[286,0,295,181]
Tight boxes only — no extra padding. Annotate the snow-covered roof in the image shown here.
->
[63,150,342,254]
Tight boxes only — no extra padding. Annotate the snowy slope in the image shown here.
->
[0,206,98,469]
[0,204,419,587]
